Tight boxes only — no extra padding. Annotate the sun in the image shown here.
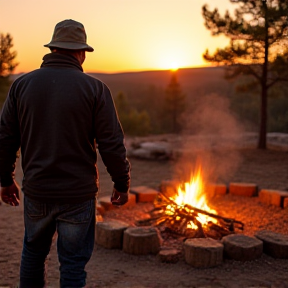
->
[151,40,188,71]
[170,62,179,71]
[158,58,180,71]
[155,50,183,71]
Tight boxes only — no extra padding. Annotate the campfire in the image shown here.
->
[137,165,244,240]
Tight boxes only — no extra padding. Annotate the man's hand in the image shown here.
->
[111,188,128,206]
[0,180,20,206]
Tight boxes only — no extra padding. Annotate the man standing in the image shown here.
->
[0,19,130,288]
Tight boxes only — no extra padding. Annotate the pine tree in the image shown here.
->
[202,0,288,149]
[0,33,18,77]
[164,72,186,133]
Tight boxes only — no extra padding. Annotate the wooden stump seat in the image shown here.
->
[221,234,263,261]
[184,238,223,268]
[96,220,129,249]
[123,227,162,255]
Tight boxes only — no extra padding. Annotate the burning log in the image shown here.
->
[136,192,244,240]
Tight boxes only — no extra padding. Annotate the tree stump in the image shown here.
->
[123,227,162,255]
[221,234,263,261]
[255,230,288,258]
[96,220,130,249]
[184,238,223,268]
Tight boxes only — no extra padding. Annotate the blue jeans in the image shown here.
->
[19,196,95,288]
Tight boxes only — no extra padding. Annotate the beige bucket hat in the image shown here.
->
[44,19,94,52]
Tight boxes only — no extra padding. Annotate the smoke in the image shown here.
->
[173,93,246,186]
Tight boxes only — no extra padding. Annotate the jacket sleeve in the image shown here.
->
[94,83,130,193]
[0,83,21,187]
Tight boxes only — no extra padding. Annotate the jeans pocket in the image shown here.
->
[24,197,46,219]
[58,199,95,224]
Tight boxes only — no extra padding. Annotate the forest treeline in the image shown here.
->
[1,66,288,136]
[90,67,288,136]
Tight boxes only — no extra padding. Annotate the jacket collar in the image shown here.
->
[40,52,83,72]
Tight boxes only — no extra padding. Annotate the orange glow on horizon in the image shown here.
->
[1,0,232,74]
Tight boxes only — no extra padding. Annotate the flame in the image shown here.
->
[169,166,218,229]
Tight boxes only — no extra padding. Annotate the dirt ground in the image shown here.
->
[1,141,288,288]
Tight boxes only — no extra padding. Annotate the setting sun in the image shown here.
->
[156,54,183,71]
[169,61,180,71]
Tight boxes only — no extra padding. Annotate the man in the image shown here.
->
[0,19,130,288]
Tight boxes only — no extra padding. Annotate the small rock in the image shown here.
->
[158,248,180,263]
[128,141,172,160]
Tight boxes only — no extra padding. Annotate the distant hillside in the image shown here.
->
[7,66,288,134]
[88,66,234,102]
[10,67,234,103]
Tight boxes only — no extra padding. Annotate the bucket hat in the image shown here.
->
[44,19,94,52]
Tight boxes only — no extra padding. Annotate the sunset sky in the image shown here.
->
[1,0,236,74]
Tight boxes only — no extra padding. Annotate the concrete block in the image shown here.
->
[259,189,288,208]
[130,186,159,202]
[284,197,288,209]
[96,202,105,215]
[206,183,227,197]
[229,183,257,197]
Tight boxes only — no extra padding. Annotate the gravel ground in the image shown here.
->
[1,144,288,288]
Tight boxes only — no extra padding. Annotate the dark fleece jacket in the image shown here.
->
[0,52,130,203]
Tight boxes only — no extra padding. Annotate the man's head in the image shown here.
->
[44,19,94,52]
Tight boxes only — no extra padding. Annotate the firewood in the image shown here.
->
[136,192,244,239]
[123,227,162,255]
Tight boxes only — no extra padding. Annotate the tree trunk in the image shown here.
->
[258,1,269,149]
[258,83,267,149]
